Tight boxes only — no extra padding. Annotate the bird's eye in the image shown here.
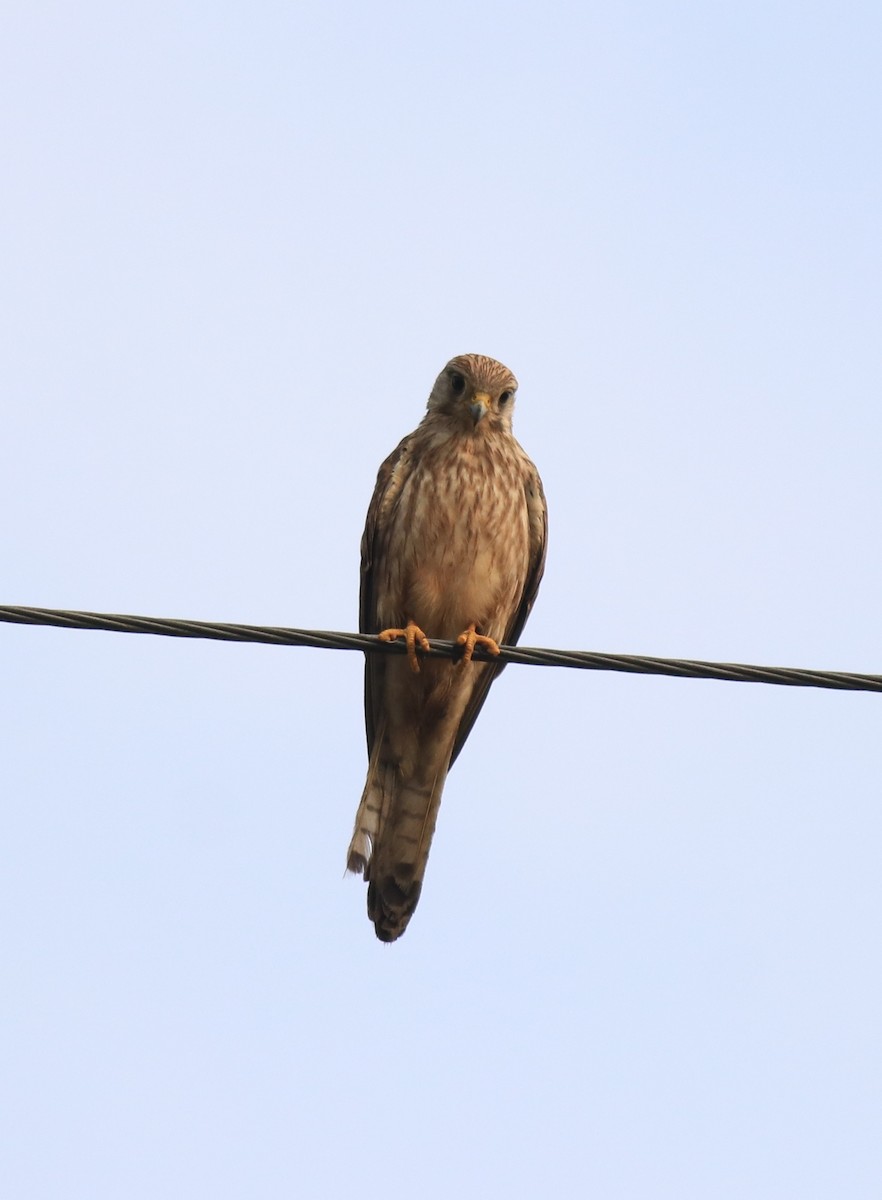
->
[449,372,466,395]
[499,389,513,405]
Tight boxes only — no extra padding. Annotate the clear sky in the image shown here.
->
[2,3,881,1196]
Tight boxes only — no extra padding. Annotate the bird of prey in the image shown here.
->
[347,353,547,942]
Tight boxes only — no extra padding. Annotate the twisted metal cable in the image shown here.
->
[0,604,879,693]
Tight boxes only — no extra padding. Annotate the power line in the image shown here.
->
[0,604,878,694]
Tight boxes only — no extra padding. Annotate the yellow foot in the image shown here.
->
[456,623,501,664]
[378,620,430,673]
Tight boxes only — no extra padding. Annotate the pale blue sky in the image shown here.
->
[2,3,881,1197]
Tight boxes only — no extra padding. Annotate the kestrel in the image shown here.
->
[347,354,547,942]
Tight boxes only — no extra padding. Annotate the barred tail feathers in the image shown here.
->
[366,769,447,942]
[347,745,449,942]
[346,734,394,875]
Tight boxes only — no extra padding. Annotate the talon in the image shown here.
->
[455,623,501,664]
[378,620,430,673]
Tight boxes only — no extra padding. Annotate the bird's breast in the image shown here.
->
[379,435,531,640]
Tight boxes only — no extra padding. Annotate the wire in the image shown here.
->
[0,604,878,694]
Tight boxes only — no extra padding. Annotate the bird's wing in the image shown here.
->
[449,463,548,767]
[359,433,414,758]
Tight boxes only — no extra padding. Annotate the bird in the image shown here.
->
[346,353,547,942]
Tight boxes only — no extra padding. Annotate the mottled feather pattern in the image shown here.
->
[348,354,547,941]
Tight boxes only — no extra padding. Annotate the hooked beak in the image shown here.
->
[469,391,491,424]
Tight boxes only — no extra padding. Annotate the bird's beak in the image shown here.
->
[469,392,491,424]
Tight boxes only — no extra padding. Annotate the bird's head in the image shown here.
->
[427,353,519,433]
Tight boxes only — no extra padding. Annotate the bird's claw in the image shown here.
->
[455,624,501,665]
[378,621,431,673]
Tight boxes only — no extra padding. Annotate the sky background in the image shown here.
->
[2,2,881,1196]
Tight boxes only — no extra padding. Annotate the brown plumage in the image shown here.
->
[347,354,547,941]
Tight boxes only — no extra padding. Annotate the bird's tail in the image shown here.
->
[346,739,448,942]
